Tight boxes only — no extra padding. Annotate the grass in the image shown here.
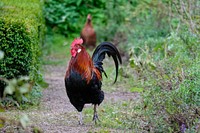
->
[83,100,142,131]
[102,65,134,92]
[42,32,72,65]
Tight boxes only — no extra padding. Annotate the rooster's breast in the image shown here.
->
[65,70,87,91]
[65,70,104,106]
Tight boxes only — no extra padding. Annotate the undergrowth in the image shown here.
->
[128,31,200,132]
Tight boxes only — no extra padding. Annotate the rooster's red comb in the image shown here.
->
[71,38,83,47]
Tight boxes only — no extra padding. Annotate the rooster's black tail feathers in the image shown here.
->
[92,42,122,83]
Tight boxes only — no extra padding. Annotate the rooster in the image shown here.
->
[65,38,122,125]
[80,14,96,50]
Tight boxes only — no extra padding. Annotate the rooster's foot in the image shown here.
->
[92,113,100,124]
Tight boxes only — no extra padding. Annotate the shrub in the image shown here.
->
[129,31,200,132]
[0,0,45,99]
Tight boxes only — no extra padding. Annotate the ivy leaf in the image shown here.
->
[4,84,15,95]
[19,83,30,94]
[18,76,30,81]
[0,50,4,60]
[10,79,17,86]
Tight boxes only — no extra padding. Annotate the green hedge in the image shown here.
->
[0,0,45,97]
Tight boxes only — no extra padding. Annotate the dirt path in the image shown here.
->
[1,65,138,132]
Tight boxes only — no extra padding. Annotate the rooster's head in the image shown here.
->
[87,14,92,21]
[70,38,83,57]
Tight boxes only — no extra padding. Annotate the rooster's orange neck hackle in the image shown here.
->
[66,38,101,84]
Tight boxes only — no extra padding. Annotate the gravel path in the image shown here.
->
[1,65,138,132]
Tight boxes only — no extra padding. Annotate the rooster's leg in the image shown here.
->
[79,112,83,125]
[93,104,100,124]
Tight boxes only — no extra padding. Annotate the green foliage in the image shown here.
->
[2,76,31,104]
[0,21,32,78]
[44,0,106,36]
[117,26,200,131]
[0,50,36,108]
[0,55,32,130]
[0,0,45,104]
[129,22,200,132]
[44,0,171,55]
[125,0,200,132]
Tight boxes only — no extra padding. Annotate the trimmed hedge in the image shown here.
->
[0,0,45,97]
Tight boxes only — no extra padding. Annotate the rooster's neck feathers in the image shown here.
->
[66,48,101,84]
[85,18,93,27]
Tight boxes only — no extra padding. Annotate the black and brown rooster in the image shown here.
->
[65,38,122,124]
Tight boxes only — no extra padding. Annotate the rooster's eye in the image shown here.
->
[77,49,81,53]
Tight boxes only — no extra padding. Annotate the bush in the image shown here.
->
[128,31,200,132]
[0,0,45,99]
[126,0,200,131]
